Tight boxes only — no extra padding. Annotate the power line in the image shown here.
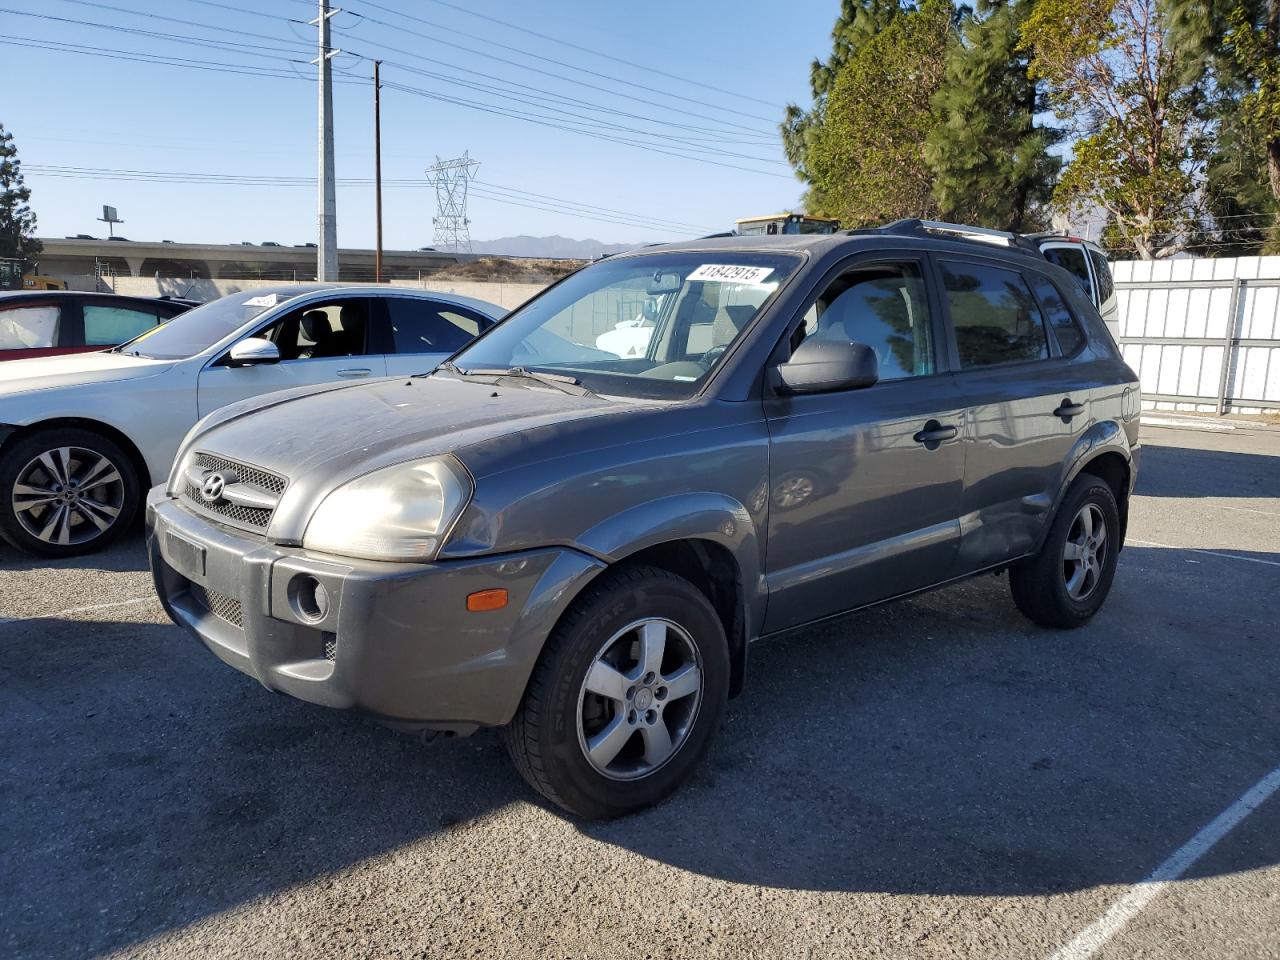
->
[332,9,777,138]
[348,0,781,126]
[418,0,786,110]
[22,165,718,233]
[0,36,325,82]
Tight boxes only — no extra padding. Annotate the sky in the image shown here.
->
[5,0,840,249]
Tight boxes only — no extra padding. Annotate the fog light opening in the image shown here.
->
[292,575,330,623]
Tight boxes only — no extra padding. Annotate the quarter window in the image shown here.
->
[796,262,935,380]
[941,261,1049,368]
[0,305,59,349]
[1029,276,1085,355]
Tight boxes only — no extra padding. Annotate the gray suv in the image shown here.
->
[148,220,1141,818]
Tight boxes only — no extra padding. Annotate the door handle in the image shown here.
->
[913,420,958,445]
[337,367,372,378]
[1054,399,1086,419]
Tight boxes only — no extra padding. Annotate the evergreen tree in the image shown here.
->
[0,124,41,267]
[781,0,904,209]
[793,0,957,225]
[925,0,1062,231]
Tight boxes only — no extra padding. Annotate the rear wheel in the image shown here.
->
[0,427,140,558]
[1010,474,1120,628]
[503,565,729,819]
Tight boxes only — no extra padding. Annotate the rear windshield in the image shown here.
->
[114,290,293,359]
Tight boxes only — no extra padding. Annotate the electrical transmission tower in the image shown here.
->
[425,153,479,252]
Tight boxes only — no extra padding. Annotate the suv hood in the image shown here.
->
[0,351,175,393]
[189,374,644,536]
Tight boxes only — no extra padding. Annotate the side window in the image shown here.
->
[0,304,60,349]
[255,299,371,360]
[1029,275,1085,356]
[941,260,1049,368]
[386,299,488,354]
[1088,249,1115,302]
[83,304,160,346]
[1041,246,1093,302]
[797,261,934,380]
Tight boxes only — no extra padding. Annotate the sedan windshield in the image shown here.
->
[448,252,801,398]
[113,290,297,360]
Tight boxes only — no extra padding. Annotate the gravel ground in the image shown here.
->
[1,425,1277,960]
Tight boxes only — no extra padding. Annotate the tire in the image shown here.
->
[1010,474,1120,628]
[0,427,141,558]
[503,564,730,819]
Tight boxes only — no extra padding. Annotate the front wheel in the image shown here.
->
[503,565,729,819]
[1010,474,1121,628]
[0,427,140,558]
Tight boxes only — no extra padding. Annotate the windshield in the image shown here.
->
[114,290,295,360]
[448,251,801,398]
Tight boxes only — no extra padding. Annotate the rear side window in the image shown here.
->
[1029,276,1085,355]
[1088,249,1114,302]
[83,304,160,346]
[387,299,489,354]
[1041,246,1093,302]
[0,304,59,349]
[940,260,1049,368]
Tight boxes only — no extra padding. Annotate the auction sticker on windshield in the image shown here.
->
[688,264,774,284]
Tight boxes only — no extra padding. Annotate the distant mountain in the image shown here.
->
[468,235,639,259]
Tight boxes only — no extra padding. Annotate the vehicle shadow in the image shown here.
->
[1136,441,1280,499]
[2,546,1277,957]
[0,531,149,575]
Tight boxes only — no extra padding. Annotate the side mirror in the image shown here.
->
[775,338,879,394]
[227,337,280,367]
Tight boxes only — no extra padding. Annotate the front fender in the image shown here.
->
[574,491,766,641]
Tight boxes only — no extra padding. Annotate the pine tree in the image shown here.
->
[0,124,41,267]
[925,0,1061,231]
[802,0,957,225]
[780,0,904,211]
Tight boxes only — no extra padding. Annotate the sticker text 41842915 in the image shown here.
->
[687,264,775,284]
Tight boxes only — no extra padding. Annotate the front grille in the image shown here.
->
[181,452,286,534]
[189,583,243,628]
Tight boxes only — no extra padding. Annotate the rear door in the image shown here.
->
[937,256,1091,572]
[377,297,495,376]
[196,295,387,416]
[762,254,967,632]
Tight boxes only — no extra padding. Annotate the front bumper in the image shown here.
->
[147,487,605,732]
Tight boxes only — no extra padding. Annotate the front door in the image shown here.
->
[762,257,966,633]
[196,296,387,416]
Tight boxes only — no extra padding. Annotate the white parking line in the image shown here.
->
[1129,539,1280,568]
[1049,762,1280,960]
[0,595,154,626]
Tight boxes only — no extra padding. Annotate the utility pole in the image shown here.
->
[373,60,383,283]
[312,0,340,281]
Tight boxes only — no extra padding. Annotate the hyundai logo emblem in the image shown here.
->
[200,473,228,502]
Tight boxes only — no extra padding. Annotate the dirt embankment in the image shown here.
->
[430,256,587,283]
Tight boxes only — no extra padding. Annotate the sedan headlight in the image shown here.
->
[302,456,472,562]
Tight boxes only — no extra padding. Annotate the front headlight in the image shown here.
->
[302,456,472,562]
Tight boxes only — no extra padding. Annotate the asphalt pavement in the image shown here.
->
[1,424,1277,959]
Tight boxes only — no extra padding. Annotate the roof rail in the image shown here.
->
[866,219,1044,255]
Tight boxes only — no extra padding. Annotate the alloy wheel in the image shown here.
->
[11,446,125,547]
[576,617,703,781]
[1062,502,1107,601]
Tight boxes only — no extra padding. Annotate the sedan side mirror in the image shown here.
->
[227,337,280,367]
[775,338,879,394]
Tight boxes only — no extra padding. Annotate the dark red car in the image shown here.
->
[0,291,194,362]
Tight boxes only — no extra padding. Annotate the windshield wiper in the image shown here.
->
[448,364,595,397]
